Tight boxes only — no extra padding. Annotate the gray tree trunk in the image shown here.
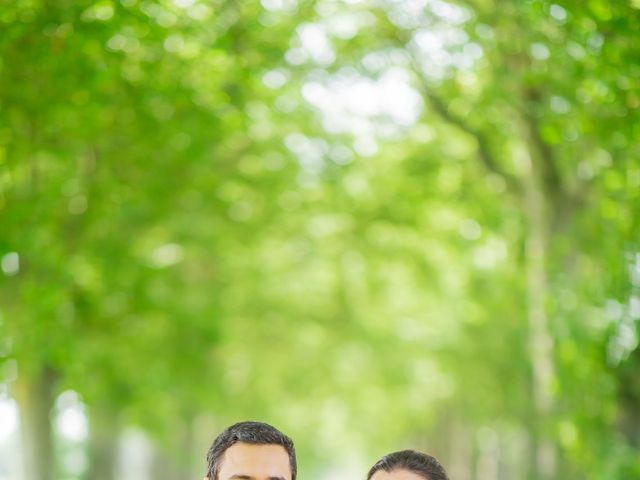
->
[15,366,57,480]
[86,405,121,480]
[521,144,556,480]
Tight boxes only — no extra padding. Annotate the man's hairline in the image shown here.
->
[370,467,432,480]
[210,442,293,480]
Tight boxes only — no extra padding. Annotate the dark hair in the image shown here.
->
[205,421,297,480]
[367,450,449,480]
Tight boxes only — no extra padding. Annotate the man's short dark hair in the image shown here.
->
[205,421,297,480]
[367,450,449,480]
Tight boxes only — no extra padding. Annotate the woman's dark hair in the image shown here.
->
[205,421,297,480]
[367,450,449,480]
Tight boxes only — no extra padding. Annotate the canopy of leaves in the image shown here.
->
[0,0,638,479]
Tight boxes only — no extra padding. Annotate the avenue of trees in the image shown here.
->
[0,0,638,479]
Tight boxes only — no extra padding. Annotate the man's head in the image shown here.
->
[204,421,297,480]
[367,450,449,480]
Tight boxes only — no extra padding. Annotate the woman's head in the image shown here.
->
[367,450,449,480]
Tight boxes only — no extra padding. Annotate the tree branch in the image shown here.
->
[414,71,522,196]
[520,88,565,201]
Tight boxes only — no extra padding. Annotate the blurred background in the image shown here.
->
[0,0,639,479]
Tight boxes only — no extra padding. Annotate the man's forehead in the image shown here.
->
[219,442,291,480]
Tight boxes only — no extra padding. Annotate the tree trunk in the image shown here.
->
[150,449,174,480]
[14,365,58,480]
[476,427,499,480]
[448,419,473,480]
[149,414,196,480]
[521,144,556,480]
[86,405,121,480]
[174,414,196,480]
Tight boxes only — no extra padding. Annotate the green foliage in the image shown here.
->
[0,0,638,479]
